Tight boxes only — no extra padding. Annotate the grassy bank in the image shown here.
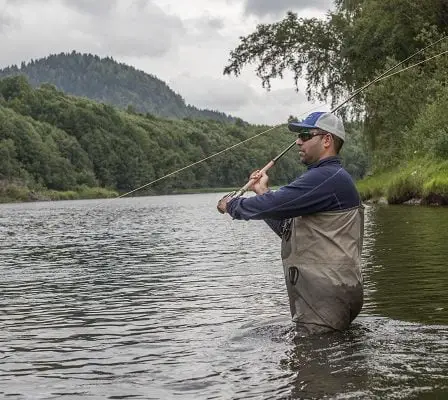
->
[0,184,242,203]
[0,183,284,204]
[0,184,118,204]
[7,159,448,207]
[357,158,448,205]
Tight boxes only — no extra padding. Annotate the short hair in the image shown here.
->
[316,129,344,153]
[331,134,344,153]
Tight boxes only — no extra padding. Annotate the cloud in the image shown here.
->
[0,0,185,64]
[170,73,327,125]
[242,0,332,17]
[0,13,15,33]
[235,88,327,125]
[200,15,225,31]
[171,73,257,110]
[89,2,186,58]
[61,0,118,16]
[5,0,117,15]
[0,0,327,124]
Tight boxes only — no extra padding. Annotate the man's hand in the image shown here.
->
[217,194,233,214]
[249,170,270,195]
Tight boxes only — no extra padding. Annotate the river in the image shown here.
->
[1,194,447,399]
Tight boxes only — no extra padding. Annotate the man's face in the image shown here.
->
[295,128,328,165]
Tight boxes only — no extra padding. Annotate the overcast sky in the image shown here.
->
[0,0,333,124]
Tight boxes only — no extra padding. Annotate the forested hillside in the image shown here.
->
[0,75,367,202]
[0,52,236,123]
[224,0,448,204]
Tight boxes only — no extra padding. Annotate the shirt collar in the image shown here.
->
[307,156,341,170]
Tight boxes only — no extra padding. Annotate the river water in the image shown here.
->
[0,194,447,399]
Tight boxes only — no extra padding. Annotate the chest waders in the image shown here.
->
[281,206,364,335]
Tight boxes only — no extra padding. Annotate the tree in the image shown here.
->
[0,139,20,180]
[223,0,448,108]
[223,0,448,171]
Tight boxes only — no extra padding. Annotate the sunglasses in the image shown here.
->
[296,131,328,142]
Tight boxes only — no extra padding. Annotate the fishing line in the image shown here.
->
[116,124,283,199]
[176,37,447,200]
[332,35,447,113]
[375,49,448,83]
[91,35,446,216]
[222,44,448,217]
[226,37,447,198]
[88,104,327,216]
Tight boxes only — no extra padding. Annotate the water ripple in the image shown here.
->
[0,196,447,399]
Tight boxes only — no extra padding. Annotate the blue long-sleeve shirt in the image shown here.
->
[226,156,361,237]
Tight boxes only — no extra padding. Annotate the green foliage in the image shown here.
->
[357,158,448,204]
[339,123,369,180]
[44,186,118,201]
[224,0,447,108]
[224,12,349,104]
[404,88,448,159]
[0,75,33,101]
[423,176,448,202]
[0,75,312,201]
[0,182,31,202]
[364,30,448,168]
[0,139,21,180]
[0,51,237,123]
[433,131,448,159]
[386,173,424,204]
[224,0,448,184]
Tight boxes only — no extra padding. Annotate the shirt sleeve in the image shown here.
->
[226,168,343,220]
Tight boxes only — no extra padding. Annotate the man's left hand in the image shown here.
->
[217,195,232,214]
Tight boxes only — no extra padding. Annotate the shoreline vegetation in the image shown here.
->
[0,184,242,204]
[1,52,446,208]
[2,157,448,206]
[0,184,118,204]
[0,75,315,207]
[357,158,448,206]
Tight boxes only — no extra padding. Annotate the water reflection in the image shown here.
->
[364,205,448,324]
[284,325,370,399]
[283,317,448,399]
[0,196,447,399]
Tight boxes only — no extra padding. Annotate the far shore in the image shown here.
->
[2,157,448,208]
[0,185,245,205]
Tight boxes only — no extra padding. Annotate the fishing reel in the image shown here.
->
[216,188,247,214]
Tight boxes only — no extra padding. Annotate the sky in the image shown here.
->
[0,0,334,125]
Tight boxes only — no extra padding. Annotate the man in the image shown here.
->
[217,111,364,335]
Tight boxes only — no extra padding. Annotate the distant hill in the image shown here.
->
[0,51,238,123]
[0,75,303,201]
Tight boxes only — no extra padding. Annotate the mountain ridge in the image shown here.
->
[0,51,240,123]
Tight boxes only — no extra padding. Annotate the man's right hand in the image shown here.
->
[249,170,270,195]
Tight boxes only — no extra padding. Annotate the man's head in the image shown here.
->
[288,112,345,165]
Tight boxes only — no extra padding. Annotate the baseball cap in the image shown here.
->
[288,112,345,141]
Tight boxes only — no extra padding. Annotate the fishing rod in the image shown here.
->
[219,36,447,203]
[90,39,446,218]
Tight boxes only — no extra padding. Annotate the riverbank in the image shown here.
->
[0,184,239,204]
[0,184,118,204]
[356,157,448,205]
[2,157,447,206]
